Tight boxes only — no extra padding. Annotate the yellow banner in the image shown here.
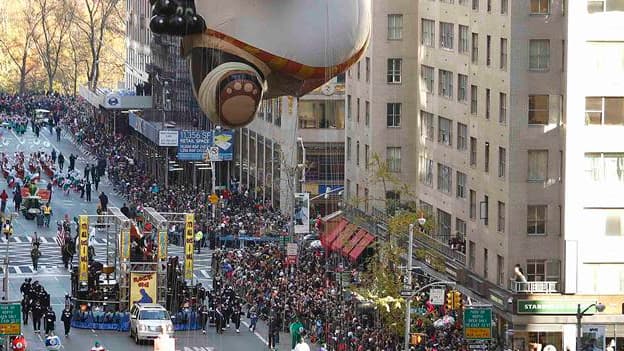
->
[184,214,194,280]
[78,216,89,283]
[158,228,167,260]
[130,272,157,305]
[120,224,130,260]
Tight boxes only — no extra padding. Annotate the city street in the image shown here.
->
[0,126,273,350]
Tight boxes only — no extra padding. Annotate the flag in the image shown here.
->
[56,232,65,247]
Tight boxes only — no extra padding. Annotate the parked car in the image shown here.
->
[129,303,174,344]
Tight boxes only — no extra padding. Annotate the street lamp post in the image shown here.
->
[576,302,606,351]
[403,217,430,351]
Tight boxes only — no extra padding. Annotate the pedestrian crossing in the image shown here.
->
[0,235,213,282]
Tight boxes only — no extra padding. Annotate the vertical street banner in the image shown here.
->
[582,325,606,351]
[130,272,157,305]
[120,222,130,260]
[158,225,168,261]
[78,216,89,284]
[184,214,195,280]
[294,193,310,234]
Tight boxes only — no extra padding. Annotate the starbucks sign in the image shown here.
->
[517,300,597,315]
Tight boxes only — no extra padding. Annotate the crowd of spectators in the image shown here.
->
[1,94,470,350]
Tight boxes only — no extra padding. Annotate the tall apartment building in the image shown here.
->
[125,0,151,88]
[345,0,419,215]
[346,1,624,349]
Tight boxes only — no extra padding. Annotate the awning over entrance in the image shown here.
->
[321,216,375,261]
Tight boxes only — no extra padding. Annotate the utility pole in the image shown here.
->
[403,224,414,351]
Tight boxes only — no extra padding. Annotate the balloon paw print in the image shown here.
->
[149,0,205,36]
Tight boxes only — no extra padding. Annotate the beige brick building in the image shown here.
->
[345,1,624,348]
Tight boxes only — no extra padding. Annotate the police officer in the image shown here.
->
[21,295,30,325]
[61,306,72,336]
[198,303,209,334]
[20,278,32,299]
[44,306,56,335]
[32,300,44,333]
[231,298,242,333]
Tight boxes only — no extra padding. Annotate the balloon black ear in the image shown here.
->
[158,0,177,16]
[149,15,168,34]
[186,14,205,34]
[167,13,187,36]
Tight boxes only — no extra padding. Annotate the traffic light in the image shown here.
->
[446,290,454,310]
[453,290,463,310]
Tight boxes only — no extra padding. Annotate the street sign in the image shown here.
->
[285,243,298,265]
[0,303,21,336]
[209,194,219,204]
[464,307,492,340]
[400,290,413,298]
[468,343,489,350]
[429,288,445,305]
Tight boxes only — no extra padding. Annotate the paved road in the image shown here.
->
[0,126,282,350]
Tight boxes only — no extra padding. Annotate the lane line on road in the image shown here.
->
[241,321,268,345]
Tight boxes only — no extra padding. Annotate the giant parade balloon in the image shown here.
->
[150,0,371,128]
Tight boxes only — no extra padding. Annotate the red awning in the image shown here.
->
[348,233,375,261]
[331,224,358,251]
[342,229,367,256]
[321,218,348,248]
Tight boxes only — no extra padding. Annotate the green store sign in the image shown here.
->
[517,300,597,315]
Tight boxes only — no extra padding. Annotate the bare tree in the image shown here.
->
[33,0,75,92]
[0,1,40,94]
[73,0,122,91]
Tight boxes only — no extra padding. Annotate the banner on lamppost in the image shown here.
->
[294,193,310,234]
[78,216,89,284]
[184,214,195,281]
[120,221,130,260]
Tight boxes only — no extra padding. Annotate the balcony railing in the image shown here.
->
[510,279,558,294]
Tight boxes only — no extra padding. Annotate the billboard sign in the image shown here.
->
[177,130,234,161]
[294,193,310,234]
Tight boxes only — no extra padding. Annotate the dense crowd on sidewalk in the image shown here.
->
[0,93,469,351]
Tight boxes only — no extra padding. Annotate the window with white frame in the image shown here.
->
[421,65,435,94]
[501,0,508,14]
[420,156,434,186]
[386,147,401,172]
[584,153,624,183]
[457,122,468,150]
[500,38,508,70]
[437,209,452,241]
[421,111,435,140]
[526,259,546,281]
[459,25,469,54]
[356,98,360,122]
[347,137,352,161]
[356,141,360,165]
[438,163,452,194]
[388,14,403,40]
[457,218,467,239]
[530,0,550,14]
[486,35,491,66]
[529,39,550,71]
[485,88,491,119]
[387,58,402,83]
[483,248,489,279]
[499,92,507,124]
[498,147,506,178]
[588,0,624,13]
[438,69,454,99]
[471,85,478,114]
[528,150,548,182]
[387,103,401,127]
[527,205,547,235]
[422,19,435,48]
[497,201,505,232]
[470,189,477,219]
[472,33,479,63]
[456,171,467,198]
[365,144,369,170]
[438,116,453,146]
[440,22,454,50]
[420,201,434,217]
[458,74,468,102]
[528,95,549,124]
[470,137,477,167]
[585,97,624,126]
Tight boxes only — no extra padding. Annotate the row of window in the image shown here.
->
[421,20,509,70]
[345,96,371,126]
[346,138,401,173]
